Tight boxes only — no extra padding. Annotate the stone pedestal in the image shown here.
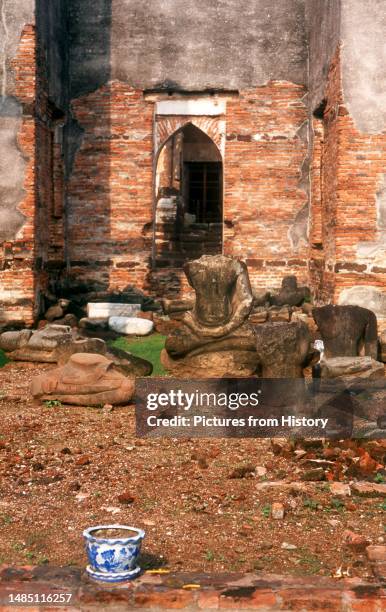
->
[161,348,259,378]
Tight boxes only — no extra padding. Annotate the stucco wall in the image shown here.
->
[341,0,386,134]
[68,0,308,97]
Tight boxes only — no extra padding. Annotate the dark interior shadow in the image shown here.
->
[34,0,112,316]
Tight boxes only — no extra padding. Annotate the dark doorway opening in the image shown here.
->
[154,123,223,268]
[184,162,222,223]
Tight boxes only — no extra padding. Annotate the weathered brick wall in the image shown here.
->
[308,117,325,300]
[0,26,36,327]
[66,82,153,296]
[0,18,67,328]
[2,13,385,323]
[311,47,386,304]
[65,82,310,300]
[224,83,310,292]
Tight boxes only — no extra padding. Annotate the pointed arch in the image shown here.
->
[155,115,225,159]
[152,121,224,268]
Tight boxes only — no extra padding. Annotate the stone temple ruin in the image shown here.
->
[0,0,385,329]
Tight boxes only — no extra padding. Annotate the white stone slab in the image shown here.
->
[87,303,141,319]
[156,98,226,116]
[108,316,154,336]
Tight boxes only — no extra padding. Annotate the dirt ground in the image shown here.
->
[0,361,385,581]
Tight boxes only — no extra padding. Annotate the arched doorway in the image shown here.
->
[154,123,223,267]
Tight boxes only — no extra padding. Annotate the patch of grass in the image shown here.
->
[296,553,322,575]
[261,504,271,518]
[0,514,12,525]
[0,350,8,368]
[204,549,215,562]
[374,473,385,484]
[330,498,345,511]
[303,498,319,510]
[44,399,62,408]
[25,551,35,561]
[110,334,167,376]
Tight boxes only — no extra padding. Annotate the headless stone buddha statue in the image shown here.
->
[162,255,258,376]
[31,353,135,406]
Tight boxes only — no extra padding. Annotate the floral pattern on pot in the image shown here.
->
[83,525,145,580]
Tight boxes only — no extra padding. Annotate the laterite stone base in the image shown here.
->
[0,566,384,611]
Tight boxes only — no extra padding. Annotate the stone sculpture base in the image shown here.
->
[319,356,385,380]
[161,348,259,378]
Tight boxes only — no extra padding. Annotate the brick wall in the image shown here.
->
[311,47,386,304]
[66,82,310,300]
[0,21,67,328]
[2,38,385,323]
[66,82,153,297]
[0,26,36,327]
[224,83,310,291]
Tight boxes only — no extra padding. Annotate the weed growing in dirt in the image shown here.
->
[0,514,12,525]
[44,399,62,408]
[374,473,385,483]
[262,504,271,518]
[330,498,345,511]
[295,550,323,575]
[303,498,319,510]
[0,350,8,368]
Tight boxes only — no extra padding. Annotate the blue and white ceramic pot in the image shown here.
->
[83,524,145,582]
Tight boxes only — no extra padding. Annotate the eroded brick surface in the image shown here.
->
[0,567,384,611]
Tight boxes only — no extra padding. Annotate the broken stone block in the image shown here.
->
[271,502,285,519]
[329,482,351,496]
[254,320,314,377]
[312,305,378,360]
[351,482,386,497]
[249,308,268,324]
[87,303,141,319]
[268,306,291,322]
[301,467,325,481]
[108,316,154,336]
[79,317,109,331]
[343,530,369,552]
[366,545,386,562]
[0,325,73,362]
[319,356,384,379]
[31,353,135,406]
[55,313,78,328]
